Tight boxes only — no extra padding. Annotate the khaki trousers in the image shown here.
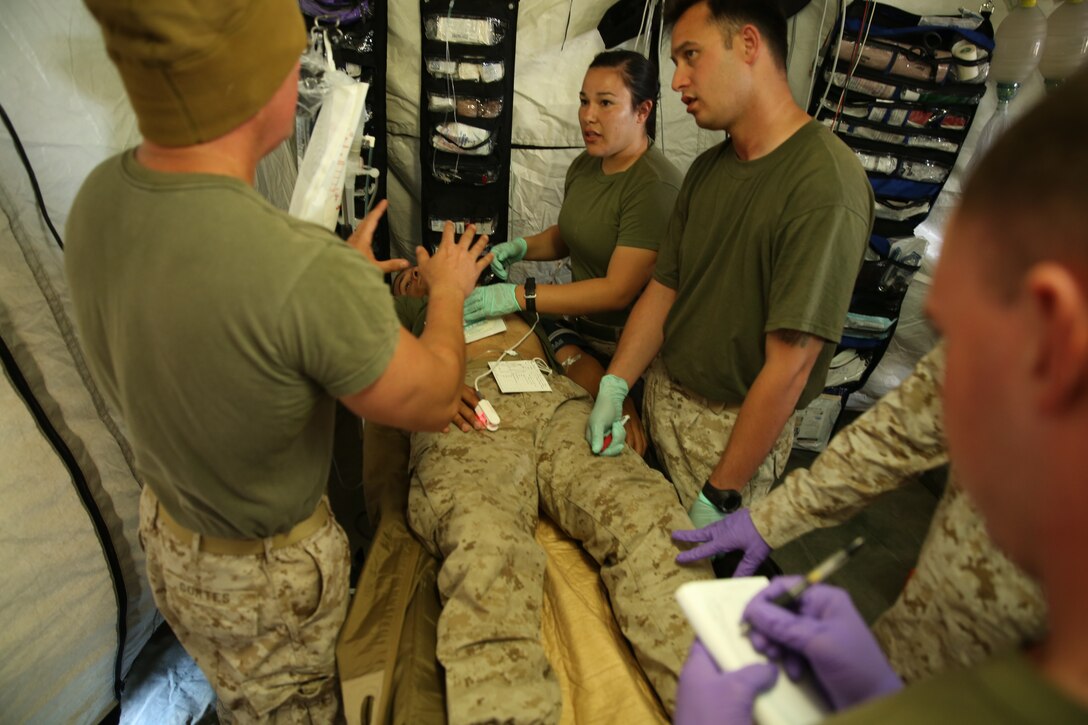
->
[644,358,796,510]
[139,486,350,724]
[407,367,713,724]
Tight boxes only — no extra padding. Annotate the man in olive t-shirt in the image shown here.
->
[586,0,872,524]
[674,66,1088,725]
[67,0,489,720]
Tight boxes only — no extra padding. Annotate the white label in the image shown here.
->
[465,317,506,344]
[488,360,551,393]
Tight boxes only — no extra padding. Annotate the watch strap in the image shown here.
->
[524,276,537,314]
[701,480,742,514]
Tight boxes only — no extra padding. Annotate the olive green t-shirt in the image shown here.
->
[558,144,682,328]
[654,121,873,408]
[827,649,1086,723]
[65,151,400,538]
[394,296,429,337]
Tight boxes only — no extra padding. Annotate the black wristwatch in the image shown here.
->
[702,480,742,514]
[523,276,537,314]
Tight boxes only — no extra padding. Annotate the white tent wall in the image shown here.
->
[0,0,1050,721]
[0,199,158,722]
[1,2,155,722]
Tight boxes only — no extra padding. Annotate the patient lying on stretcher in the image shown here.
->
[396,266,649,450]
[391,269,712,723]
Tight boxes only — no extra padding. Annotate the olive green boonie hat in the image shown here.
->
[84,0,307,147]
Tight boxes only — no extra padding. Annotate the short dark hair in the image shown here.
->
[664,0,789,71]
[959,67,1088,295]
[588,50,660,134]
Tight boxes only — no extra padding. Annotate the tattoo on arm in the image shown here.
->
[775,329,815,348]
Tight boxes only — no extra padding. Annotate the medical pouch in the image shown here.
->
[845,135,956,185]
[424,14,506,45]
[798,1,993,423]
[419,0,519,253]
[425,56,505,82]
[821,234,922,400]
[815,97,969,153]
[836,1,994,82]
[295,6,392,257]
[428,92,504,118]
[431,157,503,186]
[803,0,991,412]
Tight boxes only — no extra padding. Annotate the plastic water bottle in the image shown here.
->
[1039,0,1088,90]
[991,0,1048,101]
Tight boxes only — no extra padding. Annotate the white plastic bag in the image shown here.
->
[289,69,369,230]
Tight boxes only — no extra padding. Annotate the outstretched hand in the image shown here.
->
[346,200,410,275]
[671,508,771,576]
[417,220,493,298]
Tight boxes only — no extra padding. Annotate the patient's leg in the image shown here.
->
[535,380,714,715]
[409,424,560,725]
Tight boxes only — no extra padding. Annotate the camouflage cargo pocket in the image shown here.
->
[164,579,260,641]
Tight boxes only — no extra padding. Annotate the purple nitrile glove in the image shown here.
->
[674,639,778,725]
[742,577,903,711]
[672,508,772,576]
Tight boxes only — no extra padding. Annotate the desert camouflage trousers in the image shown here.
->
[139,486,350,723]
[408,364,713,724]
[644,358,796,510]
[748,345,1046,682]
[873,478,1047,682]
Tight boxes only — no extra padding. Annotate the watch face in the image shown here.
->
[704,482,743,513]
[723,490,742,513]
[477,266,499,287]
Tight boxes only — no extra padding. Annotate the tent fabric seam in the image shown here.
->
[0,330,128,701]
[0,182,142,486]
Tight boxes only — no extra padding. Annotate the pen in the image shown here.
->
[741,536,865,634]
[601,414,631,450]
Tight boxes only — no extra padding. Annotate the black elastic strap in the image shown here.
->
[523,276,537,314]
[0,101,64,250]
[0,333,127,700]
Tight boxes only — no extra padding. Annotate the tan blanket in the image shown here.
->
[537,517,669,725]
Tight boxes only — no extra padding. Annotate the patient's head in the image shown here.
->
[392,266,428,297]
[393,262,498,297]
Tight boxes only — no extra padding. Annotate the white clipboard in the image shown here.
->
[675,577,830,725]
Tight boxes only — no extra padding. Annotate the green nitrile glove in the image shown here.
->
[463,283,521,325]
[488,237,528,281]
[688,492,730,529]
[585,374,629,456]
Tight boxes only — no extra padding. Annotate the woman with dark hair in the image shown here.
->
[462,51,682,453]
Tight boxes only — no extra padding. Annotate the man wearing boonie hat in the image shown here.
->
[65,1,491,720]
